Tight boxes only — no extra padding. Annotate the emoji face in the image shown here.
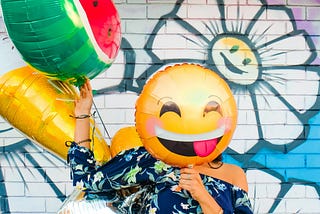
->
[135,64,237,167]
[210,36,259,85]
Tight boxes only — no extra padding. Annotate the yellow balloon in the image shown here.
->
[110,126,143,157]
[135,63,238,167]
[0,66,111,163]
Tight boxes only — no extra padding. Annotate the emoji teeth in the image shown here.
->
[154,125,225,142]
[193,138,218,157]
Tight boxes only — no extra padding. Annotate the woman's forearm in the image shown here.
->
[197,189,223,214]
[73,79,93,149]
[74,117,91,149]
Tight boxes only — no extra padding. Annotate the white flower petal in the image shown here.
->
[273,185,320,213]
[151,24,207,61]
[255,84,303,144]
[259,32,313,66]
[225,4,262,34]
[247,170,281,213]
[229,93,259,153]
[183,4,224,37]
[248,9,294,47]
[150,3,224,61]
[262,68,319,113]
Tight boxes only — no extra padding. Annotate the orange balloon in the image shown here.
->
[135,63,237,167]
[110,126,143,157]
[0,66,111,163]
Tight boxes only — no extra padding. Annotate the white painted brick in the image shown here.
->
[127,0,146,3]
[125,19,159,34]
[45,168,70,183]
[1,152,26,167]
[258,110,287,124]
[232,124,259,140]
[152,34,187,49]
[247,169,281,184]
[187,5,221,19]
[3,137,25,147]
[224,0,247,4]
[24,152,65,168]
[98,108,126,123]
[114,0,126,3]
[0,18,5,33]
[105,93,138,108]
[165,49,206,59]
[4,167,46,182]
[227,6,262,20]
[123,34,148,49]
[251,198,278,214]
[4,182,25,196]
[266,183,282,198]
[305,185,320,198]
[165,19,192,34]
[46,197,64,213]
[147,0,177,3]
[286,80,319,95]
[263,124,302,140]
[92,95,105,109]
[1,128,24,138]
[125,108,136,123]
[283,185,306,198]
[117,5,147,19]
[25,182,65,197]
[134,49,154,63]
[7,196,46,212]
[187,0,206,4]
[281,198,320,213]
[267,8,294,21]
[104,124,135,138]
[228,139,258,153]
[147,4,177,19]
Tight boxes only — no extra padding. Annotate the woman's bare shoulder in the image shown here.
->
[223,163,248,192]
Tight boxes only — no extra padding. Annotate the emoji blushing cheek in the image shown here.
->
[146,117,162,136]
[218,117,233,133]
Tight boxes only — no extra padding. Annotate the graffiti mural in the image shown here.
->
[1,0,320,213]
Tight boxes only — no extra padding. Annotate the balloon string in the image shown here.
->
[92,100,111,140]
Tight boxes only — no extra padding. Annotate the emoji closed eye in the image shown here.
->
[203,101,221,117]
[160,101,181,117]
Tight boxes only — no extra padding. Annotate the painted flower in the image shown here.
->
[145,0,320,154]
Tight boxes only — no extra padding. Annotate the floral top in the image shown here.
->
[68,145,253,214]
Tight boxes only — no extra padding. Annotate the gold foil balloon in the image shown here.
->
[135,63,238,167]
[0,66,111,163]
[110,126,143,157]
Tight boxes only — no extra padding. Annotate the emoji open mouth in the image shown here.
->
[155,125,225,157]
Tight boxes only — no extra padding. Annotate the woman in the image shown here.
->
[68,79,253,213]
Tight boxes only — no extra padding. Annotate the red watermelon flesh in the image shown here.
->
[79,0,121,60]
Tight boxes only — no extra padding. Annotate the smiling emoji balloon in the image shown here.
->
[135,63,237,167]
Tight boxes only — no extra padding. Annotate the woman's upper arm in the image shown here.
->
[230,165,249,192]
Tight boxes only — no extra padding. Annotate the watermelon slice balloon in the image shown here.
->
[1,0,121,86]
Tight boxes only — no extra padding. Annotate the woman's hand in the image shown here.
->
[179,167,223,213]
[74,79,93,116]
[179,167,208,202]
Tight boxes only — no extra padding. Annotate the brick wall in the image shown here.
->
[1,0,320,213]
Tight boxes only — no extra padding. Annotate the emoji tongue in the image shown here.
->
[193,138,218,157]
